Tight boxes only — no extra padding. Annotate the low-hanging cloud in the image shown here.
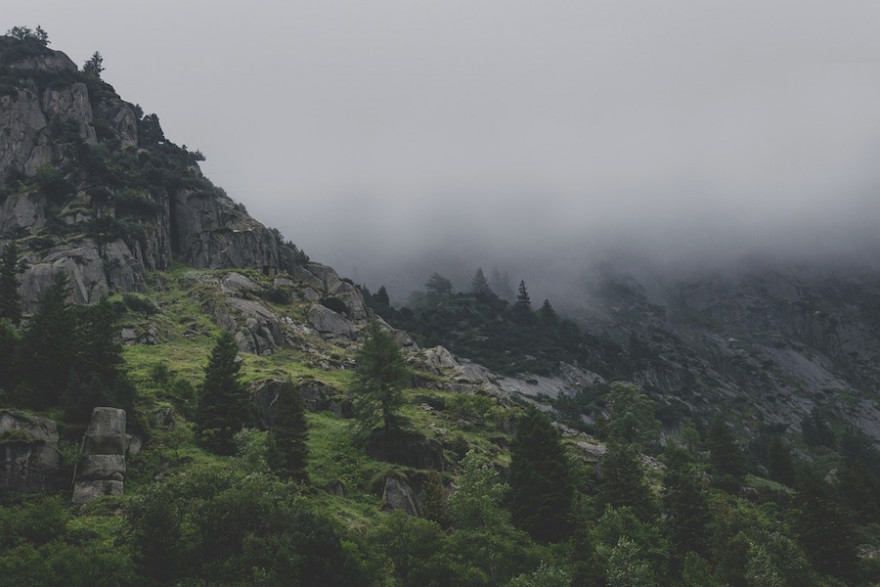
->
[8,0,880,295]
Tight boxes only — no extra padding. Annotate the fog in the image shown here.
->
[9,1,880,301]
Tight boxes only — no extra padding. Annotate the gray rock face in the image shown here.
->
[382,475,420,516]
[0,411,61,493]
[0,47,309,311]
[0,86,48,183]
[0,191,46,237]
[172,189,291,274]
[72,407,127,504]
[306,304,355,339]
[251,378,349,427]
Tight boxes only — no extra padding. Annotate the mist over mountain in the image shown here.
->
[8,2,880,300]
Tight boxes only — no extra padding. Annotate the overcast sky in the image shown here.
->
[8,1,880,291]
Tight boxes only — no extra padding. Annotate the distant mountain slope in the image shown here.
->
[567,259,880,440]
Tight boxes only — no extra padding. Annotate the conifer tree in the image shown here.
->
[195,331,251,455]
[15,272,75,407]
[266,380,310,483]
[662,446,711,566]
[421,470,449,526]
[515,280,531,308]
[0,240,22,326]
[508,408,574,542]
[351,318,410,437]
[471,268,492,298]
[82,51,104,78]
[597,440,656,523]
[708,414,747,486]
[538,299,558,325]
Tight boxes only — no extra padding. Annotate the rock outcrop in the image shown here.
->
[0,42,306,312]
[0,410,61,493]
[72,407,127,504]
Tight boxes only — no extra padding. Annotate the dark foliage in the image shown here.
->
[14,272,76,408]
[352,318,410,437]
[661,446,711,571]
[708,414,748,487]
[195,331,252,455]
[597,440,657,523]
[0,240,22,326]
[266,380,310,483]
[507,409,574,542]
[374,276,630,377]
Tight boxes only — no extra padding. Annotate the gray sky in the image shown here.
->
[8,1,880,292]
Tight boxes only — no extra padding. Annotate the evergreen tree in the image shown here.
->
[598,440,656,523]
[766,434,795,486]
[538,299,558,325]
[351,318,410,437]
[374,285,390,309]
[0,240,22,326]
[15,272,75,408]
[515,280,531,308]
[195,331,251,455]
[708,414,747,486]
[607,382,661,452]
[421,469,449,526]
[82,51,103,78]
[75,298,125,388]
[794,469,858,581]
[661,446,711,567]
[507,409,574,542]
[425,273,453,298]
[266,380,310,483]
[511,280,535,323]
[471,268,492,298]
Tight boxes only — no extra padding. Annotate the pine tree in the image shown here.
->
[82,51,104,78]
[195,331,251,455]
[538,299,558,325]
[0,240,22,326]
[351,318,410,437]
[471,268,492,298]
[766,434,795,486]
[708,414,747,486]
[598,440,656,523]
[662,446,711,566]
[508,409,574,542]
[421,470,449,526]
[794,469,858,581]
[515,281,531,308]
[266,380,310,483]
[15,272,75,407]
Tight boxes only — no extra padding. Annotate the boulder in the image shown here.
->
[306,304,355,339]
[382,475,419,516]
[72,407,127,504]
[0,410,61,493]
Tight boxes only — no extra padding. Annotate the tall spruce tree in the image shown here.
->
[351,318,410,437]
[597,439,657,523]
[661,446,711,568]
[195,331,251,455]
[15,272,75,407]
[708,414,747,486]
[471,268,492,298]
[508,409,574,542]
[266,379,310,483]
[0,240,22,326]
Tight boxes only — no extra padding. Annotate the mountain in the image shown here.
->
[0,34,304,313]
[3,29,880,586]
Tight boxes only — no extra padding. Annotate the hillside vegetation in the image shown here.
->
[2,28,880,586]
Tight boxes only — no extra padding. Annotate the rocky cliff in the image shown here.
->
[0,38,304,312]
